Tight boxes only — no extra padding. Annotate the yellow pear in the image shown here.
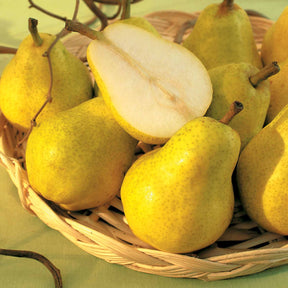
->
[119,17,160,36]
[182,0,262,70]
[121,102,242,253]
[25,97,137,211]
[237,104,288,235]
[0,18,93,131]
[206,62,279,150]
[261,6,288,65]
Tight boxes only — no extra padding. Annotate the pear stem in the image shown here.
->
[0,248,62,288]
[249,62,280,88]
[65,20,101,40]
[28,18,43,46]
[121,0,131,19]
[219,101,244,125]
[222,0,234,9]
[0,45,17,54]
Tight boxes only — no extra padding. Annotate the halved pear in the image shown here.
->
[87,23,213,144]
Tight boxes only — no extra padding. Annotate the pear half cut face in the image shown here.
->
[87,23,213,144]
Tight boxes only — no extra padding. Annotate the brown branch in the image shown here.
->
[0,46,17,54]
[0,248,62,288]
[107,0,122,20]
[82,0,108,30]
[72,0,80,21]
[28,0,67,21]
[93,0,142,4]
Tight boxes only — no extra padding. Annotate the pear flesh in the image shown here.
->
[237,106,288,235]
[0,33,93,131]
[25,97,137,211]
[121,114,241,253]
[87,23,213,144]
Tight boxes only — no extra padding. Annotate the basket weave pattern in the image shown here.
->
[1,11,288,281]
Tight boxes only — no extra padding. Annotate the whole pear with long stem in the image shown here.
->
[121,102,243,253]
[0,18,93,131]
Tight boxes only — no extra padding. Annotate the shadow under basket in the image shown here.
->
[1,10,288,281]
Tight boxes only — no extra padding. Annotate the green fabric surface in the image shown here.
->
[1,0,288,287]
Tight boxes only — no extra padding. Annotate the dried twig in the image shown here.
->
[28,0,67,21]
[0,248,62,288]
[82,0,108,30]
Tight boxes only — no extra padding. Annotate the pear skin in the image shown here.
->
[182,0,262,70]
[237,105,288,235]
[25,97,137,211]
[121,104,242,253]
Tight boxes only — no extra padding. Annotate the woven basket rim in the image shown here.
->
[1,10,288,282]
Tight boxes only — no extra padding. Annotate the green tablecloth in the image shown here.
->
[1,0,288,287]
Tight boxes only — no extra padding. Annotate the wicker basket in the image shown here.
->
[1,11,288,281]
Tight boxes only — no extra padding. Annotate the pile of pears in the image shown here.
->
[1,0,288,255]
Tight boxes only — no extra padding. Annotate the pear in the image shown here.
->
[266,59,288,123]
[119,17,160,36]
[25,97,137,211]
[261,6,288,65]
[237,104,288,235]
[121,102,243,253]
[117,0,160,36]
[71,21,213,144]
[206,62,279,150]
[0,18,93,131]
[182,0,262,70]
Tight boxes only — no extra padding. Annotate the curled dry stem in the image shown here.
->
[0,248,62,288]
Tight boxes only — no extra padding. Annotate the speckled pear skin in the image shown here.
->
[206,62,270,150]
[261,6,288,65]
[0,33,93,131]
[25,97,137,211]
[182,1,262,70]
[237,105,288,235]
[121,116,241,253]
